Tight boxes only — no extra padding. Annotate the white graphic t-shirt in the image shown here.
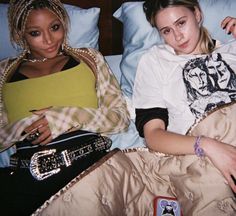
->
[133,40,236,135]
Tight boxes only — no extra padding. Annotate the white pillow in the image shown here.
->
[113,1,161,98]
[114,0,236,98]
[0,4,100,60]
[65,4,99,49]
[104,54,145,150]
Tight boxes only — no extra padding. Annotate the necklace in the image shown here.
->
[24,57,48,63]
[23,52,64,63]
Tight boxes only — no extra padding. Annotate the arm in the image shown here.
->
[143,119,236,193]
[0,58,38,150]
[0,115,40,151]
[221,16,236,38]
[144,119,195,155]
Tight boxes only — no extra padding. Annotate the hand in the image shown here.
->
[221,16,236,38]
[24,107,53,145]
[202,137,236,193]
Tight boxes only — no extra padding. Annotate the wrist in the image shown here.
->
[196,136,216,157]
[194,136,205,158]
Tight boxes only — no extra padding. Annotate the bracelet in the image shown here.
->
[194,136,205,158]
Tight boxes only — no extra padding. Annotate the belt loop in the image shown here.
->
[9,155,20,173]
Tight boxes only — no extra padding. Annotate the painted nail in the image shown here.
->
[29,109,37,112]
[21,131,26,136]
[231,175,236,185]
[228,31,231,35]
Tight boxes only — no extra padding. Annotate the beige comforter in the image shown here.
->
[33,103,236,216]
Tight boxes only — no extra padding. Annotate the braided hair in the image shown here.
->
[8,0,70,49]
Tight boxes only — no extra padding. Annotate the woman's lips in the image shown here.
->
[45,45,57,53]
[179,41,188,49]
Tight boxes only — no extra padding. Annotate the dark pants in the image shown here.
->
[0,151,106,216]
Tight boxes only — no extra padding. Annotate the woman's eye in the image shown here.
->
[178,20,186,27]
[162,29,171,35]
[51,24,60,31]
[29,31,40,37]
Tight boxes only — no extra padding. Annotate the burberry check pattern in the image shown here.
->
[0,48,130,151]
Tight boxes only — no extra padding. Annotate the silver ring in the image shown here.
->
[34,129,40,137]
[26,129,41,142]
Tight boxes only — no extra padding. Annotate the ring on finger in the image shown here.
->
[34,129,41,137]
[26,129,41,142]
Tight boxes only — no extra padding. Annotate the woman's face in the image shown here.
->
[154,6,201,55]
[24,8,65,59]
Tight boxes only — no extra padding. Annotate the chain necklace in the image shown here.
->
[23,52,63,63]
[24,57,47,63]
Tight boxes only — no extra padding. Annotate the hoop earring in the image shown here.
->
[61,42,64,52]
[61,38,69,51]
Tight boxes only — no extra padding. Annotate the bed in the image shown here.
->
[0,0,236,215]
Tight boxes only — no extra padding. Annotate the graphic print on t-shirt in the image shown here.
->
[182,53,236,118]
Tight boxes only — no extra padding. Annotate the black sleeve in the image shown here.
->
[135,107,168,137]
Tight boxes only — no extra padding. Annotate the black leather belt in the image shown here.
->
[10,136,111,181]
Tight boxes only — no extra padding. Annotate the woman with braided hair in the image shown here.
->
[0,0,129,214]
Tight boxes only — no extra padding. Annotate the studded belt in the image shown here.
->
[10,135,112,181]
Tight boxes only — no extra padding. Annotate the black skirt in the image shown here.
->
[0,150,107,216]
[0,130,110,216]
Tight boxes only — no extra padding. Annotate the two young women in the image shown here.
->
[1,0,235,214]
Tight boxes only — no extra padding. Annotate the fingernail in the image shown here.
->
[29,109,37,112]
[228,31,231,35]
[223,26,225,30]
[21,131,26,136]
[231,175,236,184]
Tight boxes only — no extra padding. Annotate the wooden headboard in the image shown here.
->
[1,0,143,55]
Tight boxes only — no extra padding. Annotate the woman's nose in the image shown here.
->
[43,32,53,44]
[174,30,183,41]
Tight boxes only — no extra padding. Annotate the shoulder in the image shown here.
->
[215,39,236,53]
[0,58,10,70]
[0,56,21,77]
[65,47,104,62]
[0,57,18,66]
[65,47,108,79]
[140,44,177,63]
[138,45,159,67]
[138,44,178,71]
[142,45,161,59]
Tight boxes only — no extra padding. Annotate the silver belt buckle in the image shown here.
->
[30,149,60,181]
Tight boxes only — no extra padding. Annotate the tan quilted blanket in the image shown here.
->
[33,103,236,216]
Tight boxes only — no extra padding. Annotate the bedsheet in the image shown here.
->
[34,103,236,216]
[33,148,236,216]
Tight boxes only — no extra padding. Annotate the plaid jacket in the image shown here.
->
[0,47,130,151]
